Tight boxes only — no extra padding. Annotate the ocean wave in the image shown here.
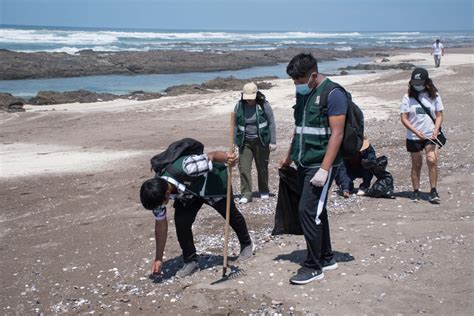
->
[0,29,118,45]
[334,46,352,51]
[18,45,144,54]
[380,32,421,35]
[0,28,362,46]
[1,27,472,53]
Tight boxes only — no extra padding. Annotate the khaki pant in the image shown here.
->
[238,138,270,200]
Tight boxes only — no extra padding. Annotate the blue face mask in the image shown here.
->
[295,73,316,95]
[296,83,312,95]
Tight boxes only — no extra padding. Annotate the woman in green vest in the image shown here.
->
[234,82,277,204]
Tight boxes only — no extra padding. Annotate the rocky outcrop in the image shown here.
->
[29,90,118,105]
[0,48,372,80]
[0,93,25,112]
[339,62,416,71]
[26,90,163,105]
[164,76,277,96]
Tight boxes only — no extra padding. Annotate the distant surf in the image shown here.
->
[1,26,472,54]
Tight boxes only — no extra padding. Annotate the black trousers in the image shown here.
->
[173,196,251,262]
[297,166,335,271]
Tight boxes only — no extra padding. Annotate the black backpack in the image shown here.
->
[320,82,365,159]
[150,138,204,183]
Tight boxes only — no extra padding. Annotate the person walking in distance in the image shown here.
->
[431,39,444,68]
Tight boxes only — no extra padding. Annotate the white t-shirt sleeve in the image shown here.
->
[400,94,411,113]
[434,94,444,112]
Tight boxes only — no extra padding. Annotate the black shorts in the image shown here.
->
[406,139,431,153]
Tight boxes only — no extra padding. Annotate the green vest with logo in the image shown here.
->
[291,78,342,168]
[235,101,271,147]
[161,156,227,197]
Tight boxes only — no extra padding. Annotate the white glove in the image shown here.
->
[269,144,277,152]
[310,168,328,187]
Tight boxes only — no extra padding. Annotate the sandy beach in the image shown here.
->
[1,50,473,314]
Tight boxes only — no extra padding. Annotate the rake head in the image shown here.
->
[211,265,246,285]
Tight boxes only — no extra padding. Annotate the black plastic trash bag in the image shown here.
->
[272,166,303,235]
[366,156,395,198]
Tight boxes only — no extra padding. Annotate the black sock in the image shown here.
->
[430,187,437,193]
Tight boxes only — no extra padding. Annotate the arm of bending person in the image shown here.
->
[152,218,168,275]
[207,151,237,167]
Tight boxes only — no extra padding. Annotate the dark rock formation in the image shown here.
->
[165,76,277,96]
[26,89,163,105]
[0,93,25,112]
[0,48,372,80]
[29,90,118,105]
[339,62,416,71]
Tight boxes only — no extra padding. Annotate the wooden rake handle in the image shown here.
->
[223,112,235,275]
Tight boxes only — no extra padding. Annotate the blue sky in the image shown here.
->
[1,0,472,31]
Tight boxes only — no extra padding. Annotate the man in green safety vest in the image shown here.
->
[280,53,347,285]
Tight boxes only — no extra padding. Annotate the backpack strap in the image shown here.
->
[319,81,348,115]
[319,81,348,134]
[413,95,436,124]
[164,163,194,184]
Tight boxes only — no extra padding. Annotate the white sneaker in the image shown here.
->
[260,193,269,200]
[238,197,249,204]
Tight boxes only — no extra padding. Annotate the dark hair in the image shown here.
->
[140,178,168,210]
[408,78,438,100]
[286,53,318,79]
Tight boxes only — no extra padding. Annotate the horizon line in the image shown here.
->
[1,23,473,34]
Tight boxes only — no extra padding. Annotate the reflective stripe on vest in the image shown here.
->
[295,126,331,135]
[258,122,268,129]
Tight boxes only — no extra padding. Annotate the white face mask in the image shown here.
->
[413,85,425,92]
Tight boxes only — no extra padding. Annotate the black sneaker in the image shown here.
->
[321,258,338,272]
[412,190,420,202]
[289,267,324,285]
[429,189,441,204]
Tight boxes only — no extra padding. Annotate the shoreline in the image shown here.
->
[1,46,471,81]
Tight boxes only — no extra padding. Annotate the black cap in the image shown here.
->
[410,68,429,85]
